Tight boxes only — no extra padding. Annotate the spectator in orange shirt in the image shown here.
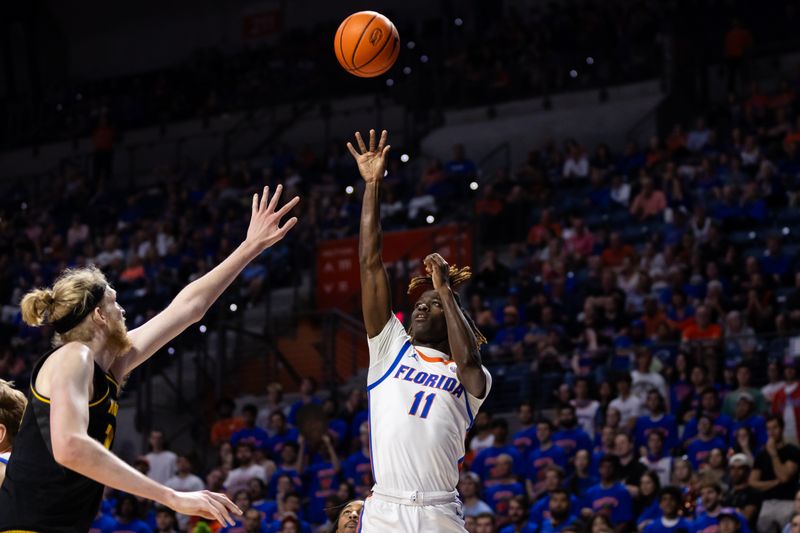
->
[210,398,245,448]
[681,305,722,344]
[630,176,667,220]
[666,124,688,154]
[601,232,635,269]
[527,209,562,247]
[724,19,752,92]
[641,297,671,339]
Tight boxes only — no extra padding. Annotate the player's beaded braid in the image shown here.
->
[407,265,488,346]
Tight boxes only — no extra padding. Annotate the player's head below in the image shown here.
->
[0,380,26,453]
[333,499,364,532]
[20,266,132,355]
[406,263,486,349]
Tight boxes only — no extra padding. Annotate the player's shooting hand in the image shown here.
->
[347,129,390,184]
[168,489,242,527]
[246,184,300,250]
[424,253,450,291]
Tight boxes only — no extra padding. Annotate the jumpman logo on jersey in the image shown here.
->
[408,351,419,361]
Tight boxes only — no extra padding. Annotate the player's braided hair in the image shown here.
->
[407,265,487,345]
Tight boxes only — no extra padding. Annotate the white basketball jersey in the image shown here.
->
[0,451,8,465]
[366,313,492,493]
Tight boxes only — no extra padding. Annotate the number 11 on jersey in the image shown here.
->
[409,390,436,419]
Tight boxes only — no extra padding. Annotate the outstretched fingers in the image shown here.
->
[206,491,243,516]
[275,195,300,218]
[346,142,360,159]
[278,217,299,237]
[355,131,367,153]
[259,186,270,212]
[377,130,388,152]
[368,129,376,152]
[267,184,284,213]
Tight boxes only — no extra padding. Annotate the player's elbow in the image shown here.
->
[51,433,84,469]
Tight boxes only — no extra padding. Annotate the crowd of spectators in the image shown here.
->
[61,73,800,532]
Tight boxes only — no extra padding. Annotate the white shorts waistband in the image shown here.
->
[371,485,458,506]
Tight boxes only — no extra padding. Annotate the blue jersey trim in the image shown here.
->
[464,394,474,429]
[0,456,7,465]
[366,340,411,391]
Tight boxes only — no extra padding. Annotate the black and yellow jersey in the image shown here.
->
[0,347,120,532]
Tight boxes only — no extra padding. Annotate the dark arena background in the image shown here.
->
[2,0,800,532]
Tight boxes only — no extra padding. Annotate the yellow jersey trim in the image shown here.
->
[88,386,110,408]
[30,386,50,405]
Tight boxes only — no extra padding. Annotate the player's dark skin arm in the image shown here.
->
[348,129,392,337]
[426,253,487,399]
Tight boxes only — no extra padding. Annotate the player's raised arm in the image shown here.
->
[113,186,299,378]
[425,253,487,399]
[48,344,241,525]
[348,129,392,337]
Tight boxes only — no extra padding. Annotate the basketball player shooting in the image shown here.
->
[347,129,492,532]
[0,185,298,532]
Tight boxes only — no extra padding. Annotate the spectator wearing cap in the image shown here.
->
[723,365,767,417]
[458,471,494,518]
[691,480,752,533]
[724,454,759,528]
[730,393,768,449]
[751,414,800,533]
[643,486,692,533]
[772,360,800,444]
[583,455,633,532]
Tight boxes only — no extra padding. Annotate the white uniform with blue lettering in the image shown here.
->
[358,313,492,532]
[0,452,8,466]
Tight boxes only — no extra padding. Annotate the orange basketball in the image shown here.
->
[334,11,400,78]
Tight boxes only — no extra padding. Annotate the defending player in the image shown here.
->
[0,185,298,532]
[0,380,26,486]
[348,129,491,532]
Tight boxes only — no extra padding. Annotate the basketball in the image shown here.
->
[334,11,400,78]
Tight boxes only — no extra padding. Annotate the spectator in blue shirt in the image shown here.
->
[686,415,728,469]
[635,390,679,452]
[153,506,179,533]
[690,480,751,533]
[534,489,579,533]
[528,466,582,525]
[304,434,341,525]
[643,486,692,533]
[731,393,768,449]
[583,455,633,531]
[525,420,568,499]
[111,494,153,533]
[566,449,598,500]
[341,422,372,497]
[231,404,272,452]
[683,388,734,443]
[484,454,525,522]
[499,495,536,533]
[288,378,321,426]
[760,236,792,284]
[473,418,524,479]
[512,403,538,457]
[552,405,593,460]
[265,411,300,461]
[444,143,478,187]
[90,510,117,533]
